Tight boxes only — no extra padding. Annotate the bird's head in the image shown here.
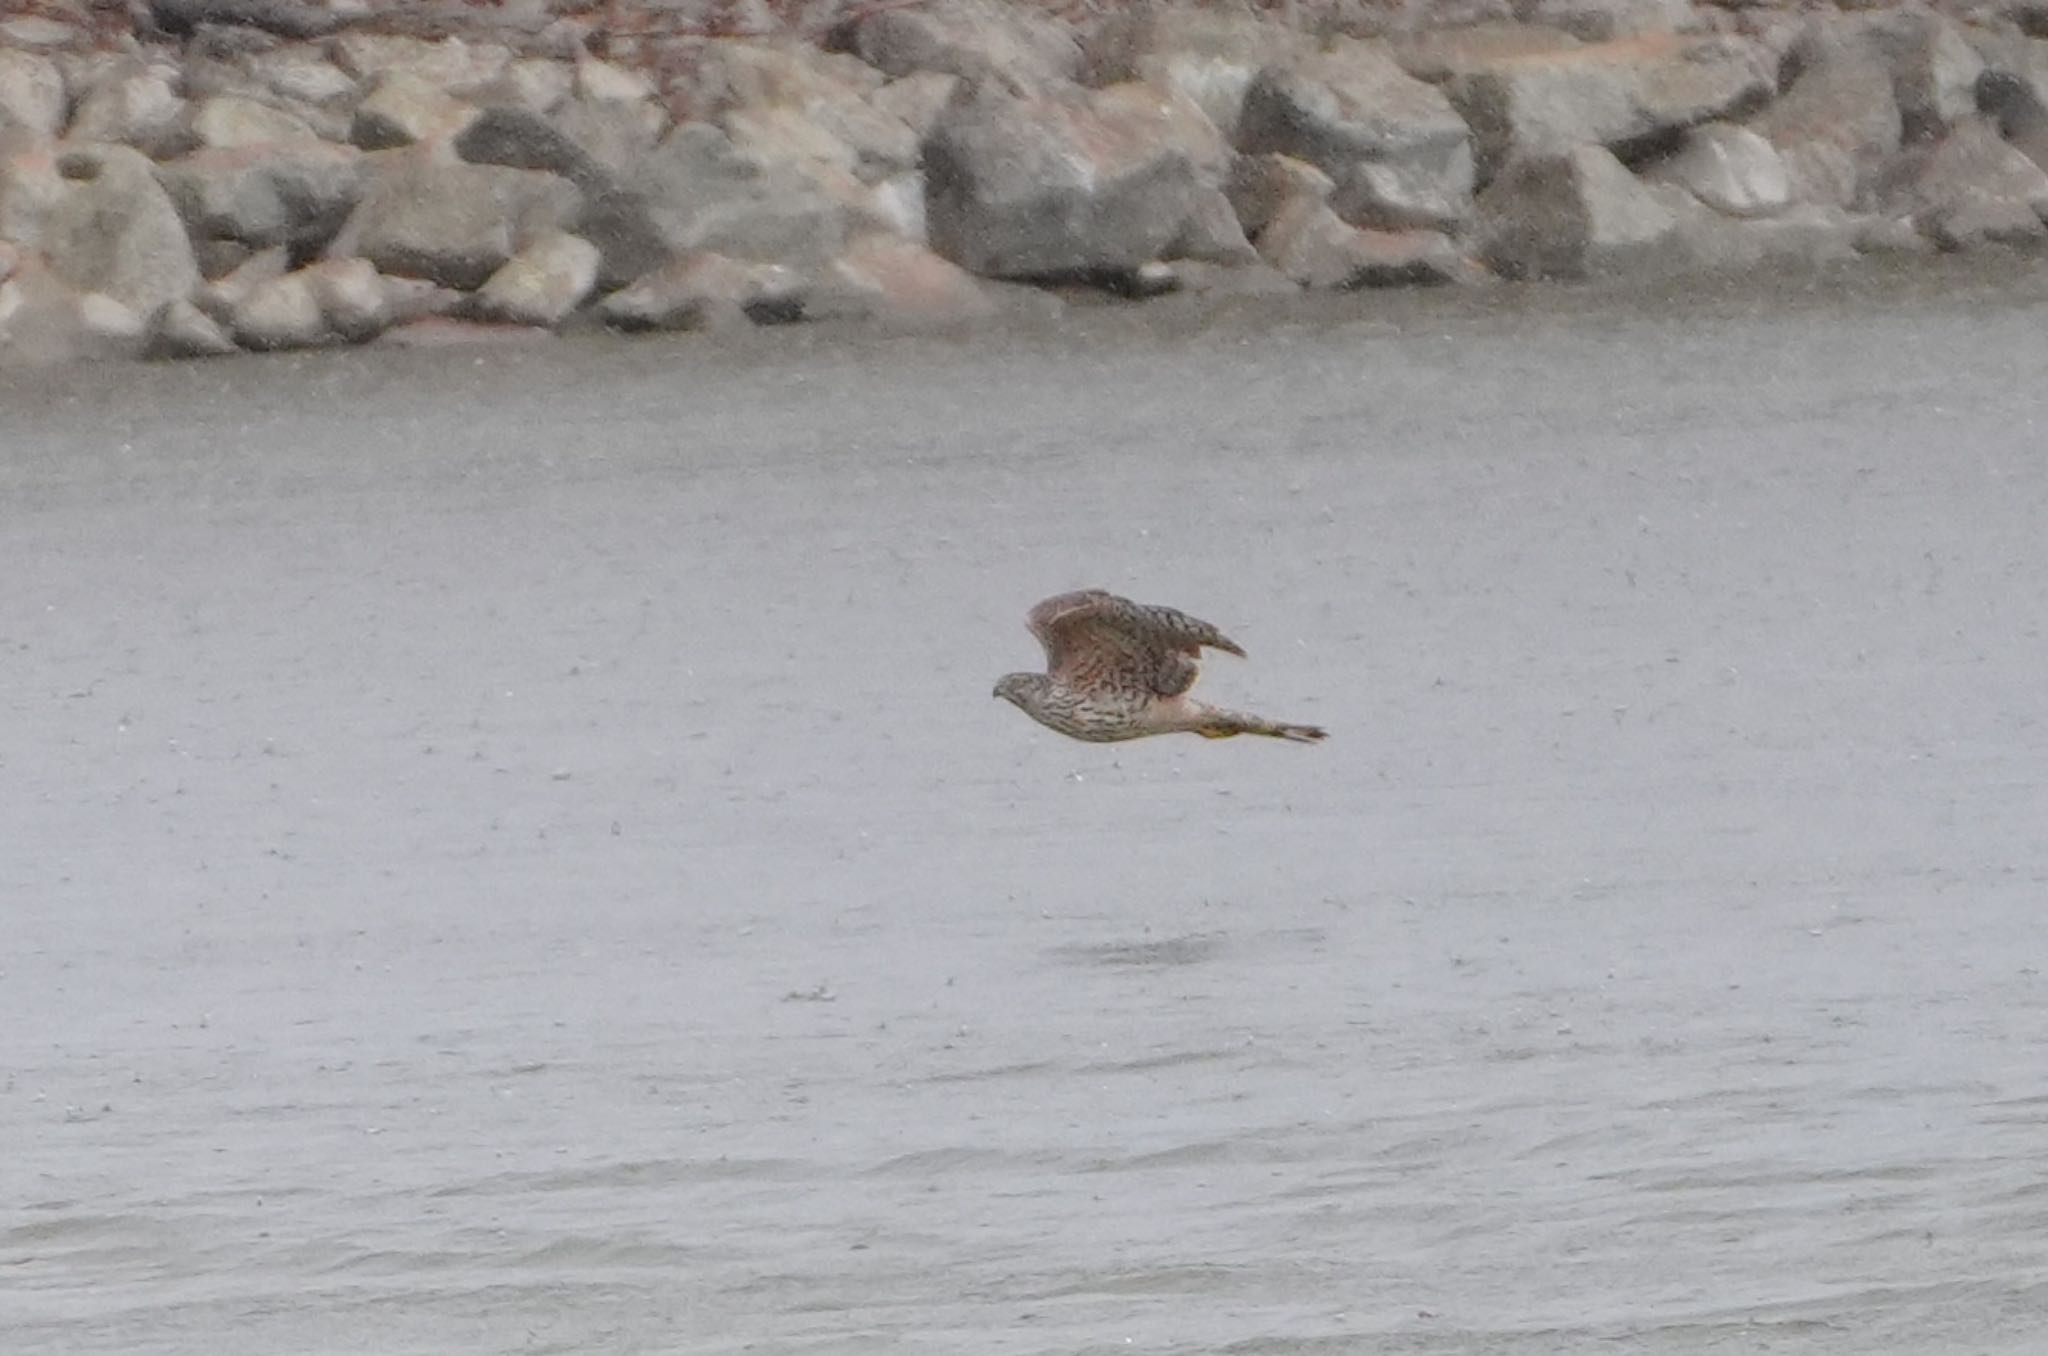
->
[993,672,1046,708]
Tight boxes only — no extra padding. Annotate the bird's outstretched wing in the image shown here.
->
[1027,590,1246,697]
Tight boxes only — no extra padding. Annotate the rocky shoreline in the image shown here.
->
[1,0,2045,365]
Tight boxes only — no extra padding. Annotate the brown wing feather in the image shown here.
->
[1026,590,1245,697]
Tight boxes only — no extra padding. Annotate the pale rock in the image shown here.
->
[188,94,322,149]
[1238,40,1476,231]
[195,244,289,323]
[1173,186,1260,265]
[1258,194,1474,287]
[331,34,509,97]
[300,257,389,340]
[467,229,600,326]
[352,70,478,149]
[0,17,80,52]
[1644,121,1790,217]
[575,57,656,105]
[806,233,997,327]
[0,49,65,141]
[69,68,186,157]
[244,47,358,108]
[493,58,574,114]
[146,297,239,358]
[599,251,803,330]
[230,271,329,350]
[38,145,202,318]
[1448,34,1773,179]
[1476,143,1681,278]
[1654,183,1857,270]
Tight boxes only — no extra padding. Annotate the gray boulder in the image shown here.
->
[1975,34,2048,171]
[186,94,323,150]
[36,145,201,318]
[1448,34,1772,179]
[1518,0,1701,43]
[331,146,581,290]
[1227,152,1337,238]
[1750,37,1902,208]
[923,81,1218,278]
[806,234,998,328]
[1083,4,1316,140]
[228,271,328,350]
[854,0,1081,92]
[1879,117,2048,247]
[576,122,849,289]
[1239,40,1476,232]
[156,142,365,254]
[1476,143,1681,278]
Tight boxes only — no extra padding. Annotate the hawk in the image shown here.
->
[994,589,1327,744]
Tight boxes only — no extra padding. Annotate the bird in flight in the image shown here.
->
[994,590,1326,744]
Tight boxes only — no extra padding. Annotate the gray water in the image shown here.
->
[6,265,2048,1354]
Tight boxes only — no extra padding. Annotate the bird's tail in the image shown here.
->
[1196,709,1328,744]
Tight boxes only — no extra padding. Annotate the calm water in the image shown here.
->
[6,267,2048,1353]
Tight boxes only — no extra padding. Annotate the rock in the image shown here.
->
[330,34,509,97]
[854,0,1081,92]
[598,251,803,330]
[187,94,322,149]
[1476,144,1681,278]
[489,58,574,115]
[299,256,389,341]
[466,229,599,326]
[1879,117,2048,247]
[454,104,606,191]
[193,237,251,280]
[1974,34,2048,170]
[378,273,461,325]
[1819,10,1984,143]
[1388,23,1584,84]
[148,0,340,42]
[243,46,357,107]
[36,145,202,318]
[351,70,478,149]
[923,81,1218,279]
[1257,194,1474,287]
[1643,121,1790,217]
[1227,153,1337,237]
[1519,0,1701,43]
[1,260,144,366]
[1657,185,1858,271]
[577,122,847,289]
[1750,38,1901,208]
[704,43,920,183]
[1239,40,1476,232]
[865,170,926,242]
[1853,212,1936,254]
[0,17,81,52]
[1447,35,1773,180]
[549,95,668,178]
[806,233,997,327]
[146,296,239,358]
[1082,4,1316,140]
[868,72,959,143]
[195,243,288,322]
[229,270,328,349]
[332,146,581,290]
[574,57,656,106]
[156,141,364,254]
[1172,185,1260,264]
[78,293,148,349]
[0,49,66,141]
[68,67,186,157]
[0,142,63,246]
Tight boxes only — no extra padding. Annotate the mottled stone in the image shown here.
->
[1476,144,1681,278]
